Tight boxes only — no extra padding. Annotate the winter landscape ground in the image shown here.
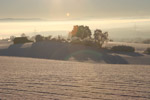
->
[0,41,150,100]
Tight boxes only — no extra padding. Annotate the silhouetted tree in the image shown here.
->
[94,29,108,47]
[44,35,52,41]
[21,33,26,37]
[70,25,92,39]
[76,26,92,39]
[35,35,44,42]
[10,36,15,41]
[144,48,150,54]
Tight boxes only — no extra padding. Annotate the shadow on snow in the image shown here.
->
[0,41,131,64]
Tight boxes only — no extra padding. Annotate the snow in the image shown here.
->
[0,56,150,100]
[0,41,150,99]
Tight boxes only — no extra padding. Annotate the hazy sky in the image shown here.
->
[0,0,150,20]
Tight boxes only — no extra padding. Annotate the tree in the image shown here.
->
[35,35,44,42]
[94,29,108,47]
[70,25,92,39]
[10,36,15,41]
[69,25,109,48]
[44,35,52,41]
[21,33,26,37]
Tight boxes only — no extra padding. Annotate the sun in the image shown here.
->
[66,13,70,17]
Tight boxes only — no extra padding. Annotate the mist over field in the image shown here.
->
[0,18,150,42]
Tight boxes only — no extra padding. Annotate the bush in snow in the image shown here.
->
[111,45,135,52]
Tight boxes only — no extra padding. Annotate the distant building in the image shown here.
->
[13,37,32,44]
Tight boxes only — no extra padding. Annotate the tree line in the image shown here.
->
[11,25,109,48]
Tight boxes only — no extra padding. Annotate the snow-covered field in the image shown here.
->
[0,56,150,100]
[0,41,150,99]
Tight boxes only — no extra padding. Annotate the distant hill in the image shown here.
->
[0,18,44,22]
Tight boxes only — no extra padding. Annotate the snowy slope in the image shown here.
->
[0,56,150,100]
